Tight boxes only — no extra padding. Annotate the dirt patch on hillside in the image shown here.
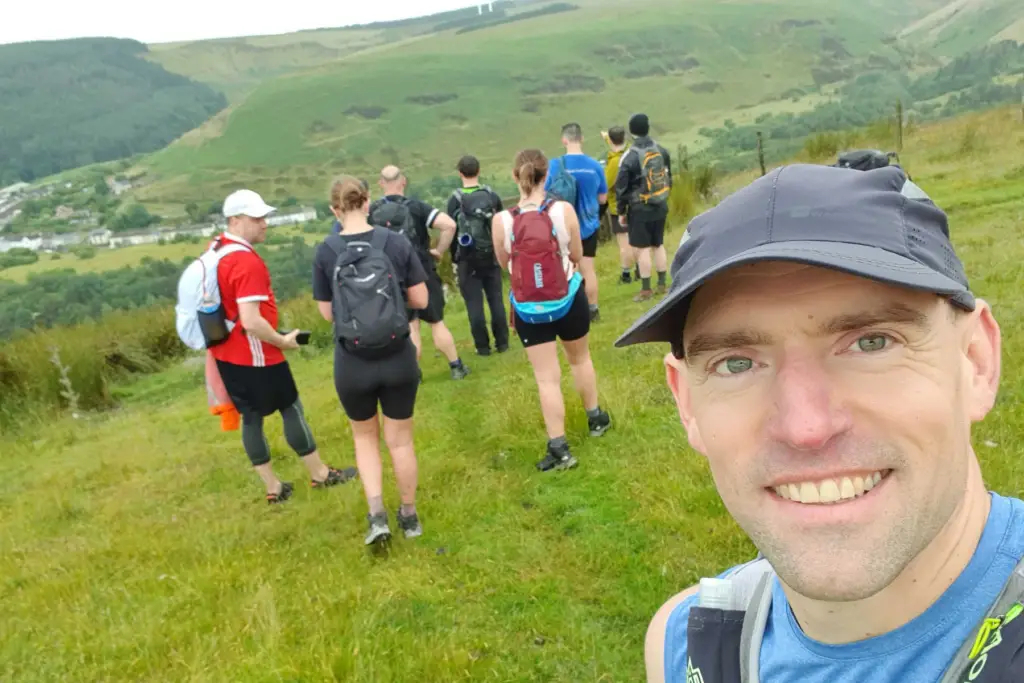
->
[406,93,459,106]
[344,105,388,120]
[689,81,721,94]
[171,104,236,147]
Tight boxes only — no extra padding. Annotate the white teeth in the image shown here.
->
[819,479,841,503]
[799,482,820,503]
[776,471,885,505]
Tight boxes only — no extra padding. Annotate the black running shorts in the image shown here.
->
[628,205,668,249]
[513,285,590,349]
[333,339,420,421]
[409,267,445,324]
[216,360,300,418]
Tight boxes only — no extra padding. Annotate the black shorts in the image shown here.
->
[409,268,445,324]
[334,339,420,421]
[215,360,299,418]
[513,284,590,349]
[582,233,599,258]
[628,206,668,249]
[608,211,628,235]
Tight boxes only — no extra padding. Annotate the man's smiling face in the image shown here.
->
[665,260,997,601]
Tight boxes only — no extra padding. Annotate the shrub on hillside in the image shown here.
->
[0,248,39,270]
[0,308,188,428]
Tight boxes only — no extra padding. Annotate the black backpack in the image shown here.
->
[324,230,409,357]
[369,197,424,253]
[452,187,497,262]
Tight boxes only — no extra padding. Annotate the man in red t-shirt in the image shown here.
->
[213,189,356,503]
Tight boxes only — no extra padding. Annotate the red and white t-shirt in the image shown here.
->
[209,232,285,368]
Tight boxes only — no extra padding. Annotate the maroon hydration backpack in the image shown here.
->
[509,199,569,304]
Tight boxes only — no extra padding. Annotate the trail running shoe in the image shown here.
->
[588,410,612,437]
[536,442,578,472]
[365,513,392,546]
[451,363,471,380]
[266,482,294,505]
[396,509,423,539]
[311,466,358,489]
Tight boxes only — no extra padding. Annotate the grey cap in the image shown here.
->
[615,163,975,351]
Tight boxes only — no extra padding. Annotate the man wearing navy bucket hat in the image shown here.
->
[621,164,1024,682]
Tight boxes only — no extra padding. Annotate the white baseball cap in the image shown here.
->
[222,189,276,218]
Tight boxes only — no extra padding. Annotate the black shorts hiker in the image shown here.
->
[410,266,446,324]
[513,284,590,349]
[215,360,299,418]
[628,204,668,249]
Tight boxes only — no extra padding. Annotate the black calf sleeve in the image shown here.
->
[241,412,272,467]
[281,399,317,457]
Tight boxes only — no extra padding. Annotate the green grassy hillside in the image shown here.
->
[135,0,959,209]
[899,0,1024,56]
[1,105,1022,681]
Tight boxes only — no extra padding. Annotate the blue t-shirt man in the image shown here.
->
[544,154,607,240]
[663,492,1024,683]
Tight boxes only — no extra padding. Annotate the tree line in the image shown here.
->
[0,37,228,185]
[0,238,317,340]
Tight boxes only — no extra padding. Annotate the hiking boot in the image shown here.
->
[396,509,423,539]
[588,410,611,437]
[476,347,492,357]
[365,512,392,546]
[266,482,294,505]
[311,466,358,489]
[633,289,654,302]
[496,344,509,354]
[536,441,578,472]
[620,271,633,285]
[451,362,471,380]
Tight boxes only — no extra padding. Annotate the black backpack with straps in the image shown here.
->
[369,196,424,254]
[684,556,1024,682]
[324,229,409,358]
[451,186,497,263]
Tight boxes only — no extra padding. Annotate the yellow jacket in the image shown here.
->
[605,148,626,216]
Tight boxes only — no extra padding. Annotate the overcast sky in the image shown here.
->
[0,0,479,46]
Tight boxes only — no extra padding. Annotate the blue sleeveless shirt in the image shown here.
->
[664,492,1024,682]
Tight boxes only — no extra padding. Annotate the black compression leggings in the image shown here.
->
[240,399,318,467]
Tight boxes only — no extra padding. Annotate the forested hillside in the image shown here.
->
[0,38,228,185]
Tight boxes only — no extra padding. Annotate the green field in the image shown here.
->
[133,0,972,209]
[2,106,1023,681]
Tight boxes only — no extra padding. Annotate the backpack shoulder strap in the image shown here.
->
[324,233,346,258]
[728,558,775,683]
[938,555,1024,683]
[369,228,389,252]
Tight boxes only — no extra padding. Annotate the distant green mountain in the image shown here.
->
[0,38,228,185]
[134,0,979,208]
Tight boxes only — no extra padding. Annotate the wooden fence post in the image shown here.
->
[756,131,766,176]
[896,99,904,152]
